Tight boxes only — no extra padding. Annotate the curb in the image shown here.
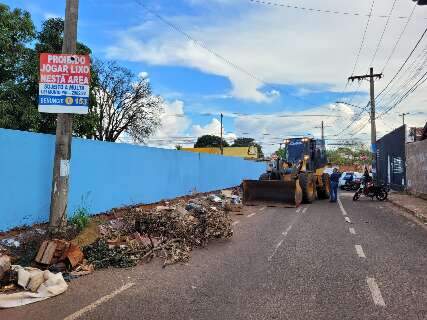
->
[388,198,427,225]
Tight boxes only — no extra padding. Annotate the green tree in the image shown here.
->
[326,146,370,166]
[0,4,35,84]
[0,4,36,130]
[194,135,229,148]
[232,137,264,158]
[0,16,96,135]
[91,60,162,143]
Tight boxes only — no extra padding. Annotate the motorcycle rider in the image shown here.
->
[362,167,372,188]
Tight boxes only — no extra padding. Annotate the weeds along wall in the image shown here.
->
[0,128,266,231]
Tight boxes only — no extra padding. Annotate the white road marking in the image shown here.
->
[349,227,356,235]
[345,216,351,223]
[232,220,240,226]
[355,245,366,258]
[338,198,348,216]
[63,282,135,320]
[296,208,301,213]
[366,277,386,307]
[247,211,258,218]
[259,206,266,211]
[268,214,300,261]
[302,207,308,213]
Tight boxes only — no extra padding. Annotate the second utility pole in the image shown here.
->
[220,113,224,155]
[348,67,382,182]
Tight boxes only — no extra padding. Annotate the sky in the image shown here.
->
[5,0,427,154]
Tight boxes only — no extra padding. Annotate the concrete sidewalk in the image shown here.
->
[388,191,427,225]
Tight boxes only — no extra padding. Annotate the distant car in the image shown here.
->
[339,172,353,187]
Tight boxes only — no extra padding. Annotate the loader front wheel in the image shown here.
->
[299,173,316,203]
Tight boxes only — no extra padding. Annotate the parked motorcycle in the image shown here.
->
[341,179,361,191]
[352,182,388,201]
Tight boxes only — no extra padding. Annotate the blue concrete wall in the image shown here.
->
[0,128,265,231]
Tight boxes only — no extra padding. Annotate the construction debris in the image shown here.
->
[84,195,233,269]
[0,255,11,281]
[0,265,68,308]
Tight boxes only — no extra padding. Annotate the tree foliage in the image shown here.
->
[0,11,162,143]
[194,135,229,148]
[92,60,162,143]
[326,146,370,166]
[232,137,264,158]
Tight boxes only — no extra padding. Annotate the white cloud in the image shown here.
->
[191,118,237,143]
[43,12,61,19]
[145,99,192,148]
[106,0,426,105]
[138,71,149,79]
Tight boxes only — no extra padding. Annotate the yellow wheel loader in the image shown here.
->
[243,137,330,207]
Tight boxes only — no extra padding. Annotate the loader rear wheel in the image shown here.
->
[299,173,316,204]
[317,173,331,199]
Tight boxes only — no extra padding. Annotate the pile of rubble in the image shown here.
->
[84,191,238,268]
[0,188,241,307]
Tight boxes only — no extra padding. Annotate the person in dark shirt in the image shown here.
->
[329,168,341,203]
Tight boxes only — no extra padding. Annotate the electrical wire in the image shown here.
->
[350,0,375,77]
[380,3,417,74]
[369,0,398,67]
[376,25,427,100]
[133,0,319,108]
[248,0,421,20]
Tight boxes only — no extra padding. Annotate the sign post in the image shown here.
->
[39,53,90,114]
[40,0,87,231]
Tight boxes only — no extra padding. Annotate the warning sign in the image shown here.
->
[38,53,91,114]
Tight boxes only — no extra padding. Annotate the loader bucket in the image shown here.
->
[242,179,303,207]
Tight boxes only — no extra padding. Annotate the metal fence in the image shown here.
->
[376,125,406,191]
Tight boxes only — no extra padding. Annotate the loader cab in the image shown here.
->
[283,137,327,172]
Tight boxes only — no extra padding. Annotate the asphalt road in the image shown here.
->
[2,192,427,320]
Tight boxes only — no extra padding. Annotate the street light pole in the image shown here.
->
[399,112,410,125]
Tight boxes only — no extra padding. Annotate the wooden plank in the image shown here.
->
[40,241,57,264]
[34,240,48,263]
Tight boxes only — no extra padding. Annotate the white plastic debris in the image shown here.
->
[0,265,68,308]
[0,238,20,248]
[208,195,222,203]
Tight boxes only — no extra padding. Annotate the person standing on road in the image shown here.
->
[329,168,341,203]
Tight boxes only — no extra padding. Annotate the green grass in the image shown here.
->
[69,207,90,231]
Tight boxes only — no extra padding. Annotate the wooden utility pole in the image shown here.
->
[314,121,330,141]
[399,112,410,125]
[49,0,79,230]
[348,67,382,182]
[321,121,324,140]
[220,113,224,155]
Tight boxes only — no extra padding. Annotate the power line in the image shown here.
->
[375,44,427,107]
[133,0,319,108]
[380,3,417,73]
[369,0,398,67]
[376,25,427,99]
[376,52,427,113]
[248,0,422,20]
[377,70,427,117]
[332,1,376,130]
[350,0,375,77]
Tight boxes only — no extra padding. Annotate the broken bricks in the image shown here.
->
[34,240,83,269]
